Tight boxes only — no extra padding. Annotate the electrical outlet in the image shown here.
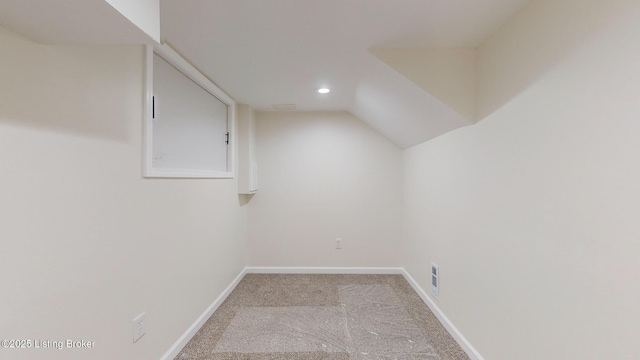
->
[133,312,146,343]
[335,238,342,249]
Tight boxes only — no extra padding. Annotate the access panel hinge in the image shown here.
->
[225,132,230,145]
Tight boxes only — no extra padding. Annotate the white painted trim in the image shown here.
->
[158,268,247,360]
[245,267,404,274]
[143,45,154,178]
[401,269,485,360]
[143,44,236,179]
[153,44,234,106]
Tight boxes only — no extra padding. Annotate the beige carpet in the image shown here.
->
[174,274,469,360]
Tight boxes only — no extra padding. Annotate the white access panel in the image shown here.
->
[152,53,228,173]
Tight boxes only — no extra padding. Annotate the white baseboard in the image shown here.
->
[160,266,483,360]
[159,267,247,360]
[401,269,484,360]
[245,266,404,274]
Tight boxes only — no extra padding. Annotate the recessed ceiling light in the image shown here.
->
[316,87,330,94]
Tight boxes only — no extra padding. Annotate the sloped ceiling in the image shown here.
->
[160,0,530,148]
[0,0,160,44]
[0,0,531,148]
[369,48,477,122]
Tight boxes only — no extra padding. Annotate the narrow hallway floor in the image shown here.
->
[175,274,469,360]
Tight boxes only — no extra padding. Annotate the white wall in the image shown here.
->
[248,111,403,267]
[404,1,640,359]
[0,26,247,360]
